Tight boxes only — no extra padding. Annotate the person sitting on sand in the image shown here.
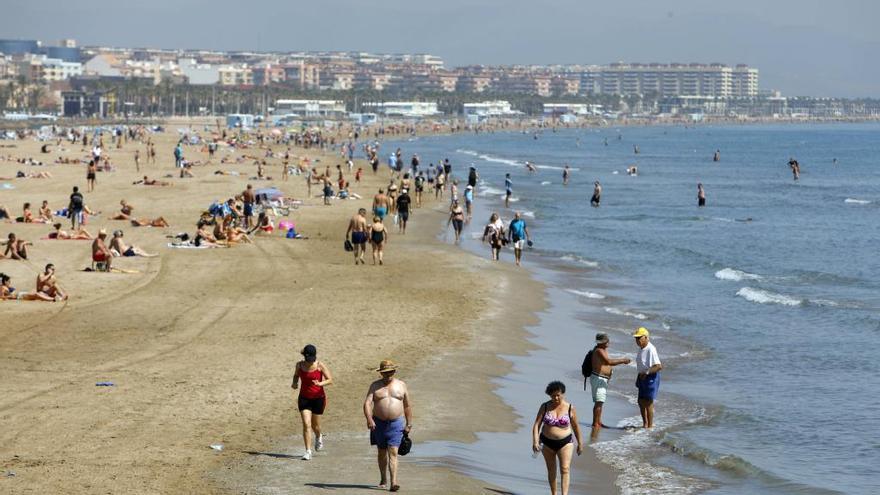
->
[36,263,68,301]
[180,163,195,178]
[18,202,36,223]
[3,233,31,260]
[92,229,113,270]
[48,222,93,240]
[111,200,134,221]
[224,215,252,245]
[109,230,157,257]
[38,200,52,222]
[130,217,170,228]
[0,272,56,301]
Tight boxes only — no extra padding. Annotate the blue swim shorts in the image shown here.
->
[636,373,660,401]
[374,207,387,220]
[370,416,405,449]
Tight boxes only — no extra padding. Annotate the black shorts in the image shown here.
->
[298,396,326,414]
[87,172,96,180]
[399,211,409,222]
[698,197,706,207]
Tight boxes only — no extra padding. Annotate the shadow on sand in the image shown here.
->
[243,450,301,460]
[303,482,381,490]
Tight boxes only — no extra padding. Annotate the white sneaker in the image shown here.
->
[315,435,324,451]
[301,449,312,461]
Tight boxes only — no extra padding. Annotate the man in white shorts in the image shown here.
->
[507,212,531,267]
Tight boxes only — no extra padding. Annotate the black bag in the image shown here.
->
[581,348,594,390]
[344,239,354,252]
[398,431,412,456]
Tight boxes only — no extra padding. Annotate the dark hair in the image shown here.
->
[0,273,9,284]
[545,381,566,395]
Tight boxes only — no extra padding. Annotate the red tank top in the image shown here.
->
[298,366,325,399]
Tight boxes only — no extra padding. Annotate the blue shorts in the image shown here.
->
[370,416,405,449]
[374,207,387,220]
[244,203,254,216]
[352,231,367,245]
[637,373,660,401]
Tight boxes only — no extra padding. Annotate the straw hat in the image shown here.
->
[374,359,398,373]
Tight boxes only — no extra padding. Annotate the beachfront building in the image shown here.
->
[274,99,346,118]
[40,57,83,81]
[178,58,220,85]
[543,103,600,117]
[218,65,253,86]
[62,90,116,117]
[363,101,441,118]
[463,101,520,118]
[590,63,759,98]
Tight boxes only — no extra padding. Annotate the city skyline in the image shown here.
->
[1,0,877,98]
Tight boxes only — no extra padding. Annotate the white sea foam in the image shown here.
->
[479,186,506,197]
[541,181,552,185]
[560,254,599,268]
[844,198,871,205]
[566,289,606,300]
[456,149,480,157]
[592,405,712,495]
[714,268,763,282]
[605,307,648,320]
[521,210,535,218]
[736,287,802,306]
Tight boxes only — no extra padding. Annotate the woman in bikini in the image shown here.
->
[86,159,97,192]
[368,216,387,265]
[111,200,134,220]
[531,381,584,495]
[48,223,93,240]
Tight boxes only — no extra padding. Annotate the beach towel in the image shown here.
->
[167,242,212,249]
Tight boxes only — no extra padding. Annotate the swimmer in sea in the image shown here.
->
[697,183,706,207]
[562,165,571,186]
[590,181,602,207]
[788,158,800,181]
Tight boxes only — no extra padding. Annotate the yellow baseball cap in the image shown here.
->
[633,327,650,338]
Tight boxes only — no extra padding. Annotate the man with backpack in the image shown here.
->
[582,333,630,430]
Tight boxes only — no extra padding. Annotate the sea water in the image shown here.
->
[384,123,880,494]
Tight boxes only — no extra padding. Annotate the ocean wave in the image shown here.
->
[560,254,599,268]
[605,307,648,320]
[540,181,552,185]
[844,198,872,205]
[714,268,763,282]
[659,434,762,478]
[478,186,506,196]
[566,289,606,300]
[592,403,713,495]
[736,287,802,306]
[456,149,480,157]
[521,210,535,219]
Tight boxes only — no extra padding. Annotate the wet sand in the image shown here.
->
[0,120,616,494]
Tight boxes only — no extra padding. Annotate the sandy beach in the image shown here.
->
[0,121,616,494]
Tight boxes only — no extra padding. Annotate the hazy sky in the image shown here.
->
[3,0,877,97]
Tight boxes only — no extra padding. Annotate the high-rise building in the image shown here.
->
[584,63,758,98]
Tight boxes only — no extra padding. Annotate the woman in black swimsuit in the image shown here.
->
[86,159,97,192]
[369,216,387,265]
[531,381,584,495]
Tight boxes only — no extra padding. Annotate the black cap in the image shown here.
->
[302,344,317,362]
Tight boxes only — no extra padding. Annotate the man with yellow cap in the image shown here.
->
[633,327,662,428]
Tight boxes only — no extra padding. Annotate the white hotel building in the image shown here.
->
[274,99,347,118]
[363,101,441,118]
[581,63,759,98]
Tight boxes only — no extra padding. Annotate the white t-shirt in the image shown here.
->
[636,342,661,374]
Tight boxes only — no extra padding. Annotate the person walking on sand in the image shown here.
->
[531,381,584,495]
[697,183,706,207]
[589,333,631,430]
[369,216,387,265]
[86,159,97,192]
[69,186,84,230]
[292,344,333,460]
[508,212,531,267]
[633,327,662,428]
[373,189,389,221]
[447,200,465,243]
[364,360,412,492]
[396,189,412,234]
[590,181,601,207]
[482,213,505,261]
[346,208,369,265]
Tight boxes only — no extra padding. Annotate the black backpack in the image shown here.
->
[581,348,595,390]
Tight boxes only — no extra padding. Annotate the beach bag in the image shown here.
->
[344,239,353,252]
[581,348,594,391]
[398,431,412,456]
[286,227,297,239]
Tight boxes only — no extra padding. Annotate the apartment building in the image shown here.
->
[463,101,520,118]
[591,63,758,98]
[364,101,441,117]
[274,99,346,117]
[218,65,253,86]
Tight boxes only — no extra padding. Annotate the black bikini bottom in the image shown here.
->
[540,433,573,452]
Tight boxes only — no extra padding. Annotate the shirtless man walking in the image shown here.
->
[346,208,369,265]
[373,189,389,221]
[364,360,412,492]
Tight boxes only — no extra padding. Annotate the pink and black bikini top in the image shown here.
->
[542,403,572,428]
